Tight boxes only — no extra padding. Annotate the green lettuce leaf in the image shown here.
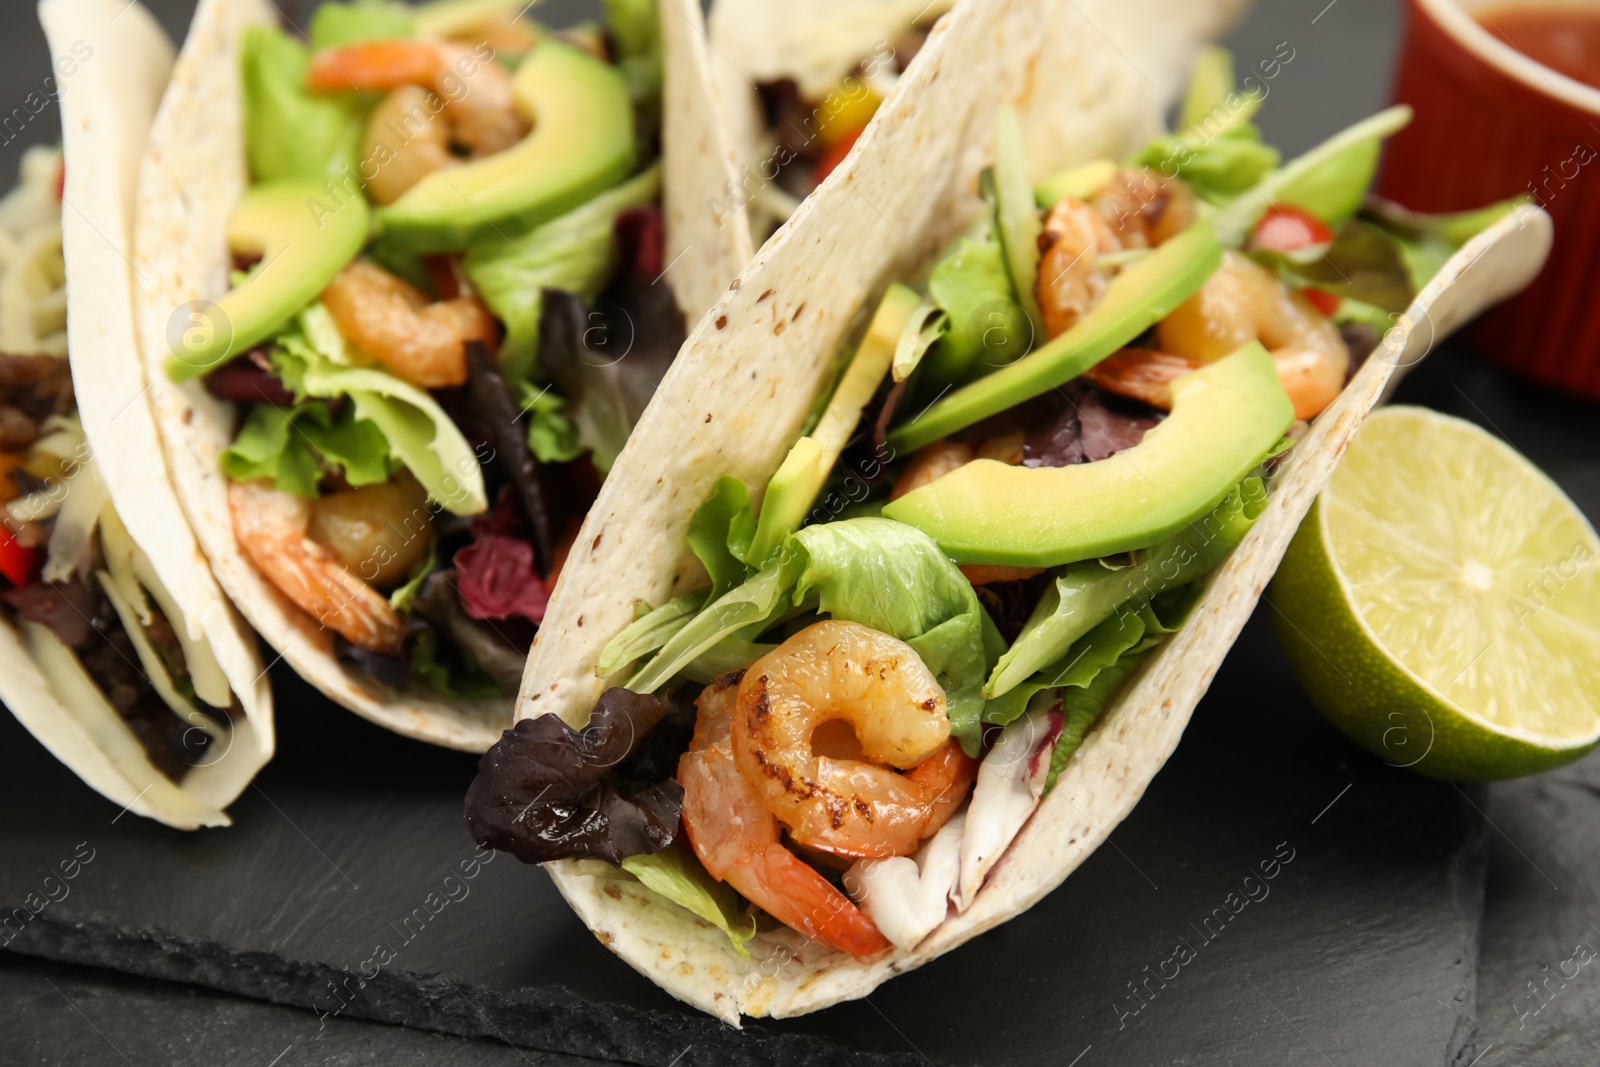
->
[597,592,702,678]
[1132,133,1280,202]
[602,0,663,116]
[220,400,398,497]
[462,165,660,383]
[273,306,488,515]
[1211,105,1412,245]
[687,476,756,601]
[986,477,1266,697]
[308,1,415,47]
[625,559,798,694]
[621,843,756,957]
[626,518,1002,753]
[387,539,436,613]
[240,25,369,183]
[408,624,502,699]
[518,384,584,464]
[922,237,1030,389]
[982,610,1149,728]
[1043,649,1149,794]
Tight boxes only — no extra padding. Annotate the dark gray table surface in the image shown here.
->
[3,0,1599,1065]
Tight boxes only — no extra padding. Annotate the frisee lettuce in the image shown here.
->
[220,401,398,498]
[272,306,487,516]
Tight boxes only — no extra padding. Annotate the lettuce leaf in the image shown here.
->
[1131,133,1280,202]
[308,1,415,48]
[597,592,702,679]
[220,400,398,497]
[1043,649,1149,794]
[625,517,1003,752]
[687,476,756,600]
[240,25,369,183]
[463,165,660,383]
[603,0,663,116]
[923,238,1030,391]
[986,477,1266,697]
[982,610,1149,728]
[1210,106,1412,245]
[518,383,584,464]
[621,843,757,957]
[273,306,488,515]
[408,623,503,699]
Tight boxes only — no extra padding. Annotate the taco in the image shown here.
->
[705,0,1251,242]
[0,0,273,830]
[464,0,1552,1021]
[131,0,750,750]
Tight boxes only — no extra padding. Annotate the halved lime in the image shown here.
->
[1272,406,1600,780]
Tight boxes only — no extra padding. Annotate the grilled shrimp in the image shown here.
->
[229,480,404,655]
[361,86,458,206]
[1035,196,1121,339]
[320,262,496,389]
[1090,168,1197,249]
[730,621,977,860]
[1089,252,1349,419]
[679,672,891,959]
[309,40,529,203]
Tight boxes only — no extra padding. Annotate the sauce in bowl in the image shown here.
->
[1478,6,1600,89]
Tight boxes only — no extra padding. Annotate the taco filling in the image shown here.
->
[708,0,951,238]
[170,0,684,701]
[1,147,240,780]
[466,52,1524,956]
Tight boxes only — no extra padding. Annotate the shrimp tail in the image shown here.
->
[726,845,890,959]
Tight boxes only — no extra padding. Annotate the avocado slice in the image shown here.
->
[376,40,635,253]
[167,179,369,381]
[744,284,922,565]
[881,342,1293,567]
[888,220,1222,454]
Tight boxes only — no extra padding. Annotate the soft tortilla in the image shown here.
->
[0,0,274,830]
[516,0,1552,1021]
[131,0,750,751]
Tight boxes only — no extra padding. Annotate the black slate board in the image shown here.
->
[0,598,1490,1067]
[0,953,597,1067]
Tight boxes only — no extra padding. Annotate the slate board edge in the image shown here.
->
[0,918,918,1067]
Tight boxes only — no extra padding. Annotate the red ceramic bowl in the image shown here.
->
[1380,0,1600,401]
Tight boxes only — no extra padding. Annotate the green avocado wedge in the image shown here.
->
[376,39,635,253]
[882,343,1293,567]
[167,179,369,381]
[888,220,1222,454]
